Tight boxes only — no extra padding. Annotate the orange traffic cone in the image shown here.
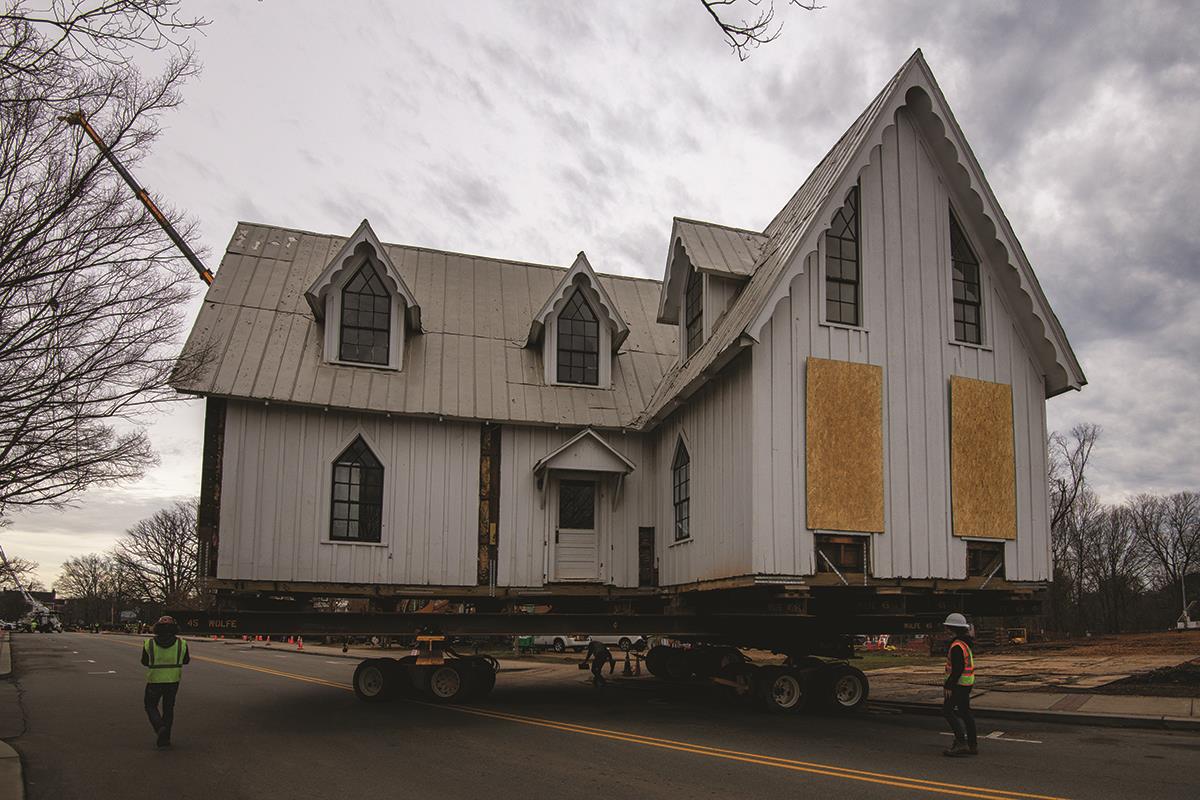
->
[297,637,303,651]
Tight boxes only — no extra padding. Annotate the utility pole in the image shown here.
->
[60,111,213,285]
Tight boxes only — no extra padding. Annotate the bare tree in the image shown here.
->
[113,499,197,605]
[53,550,116,623]
[0,551,42,591]
[1084,505,1145,633]
[0,2,210,523]
[700,0,822,61]
[1134,491,1200,620]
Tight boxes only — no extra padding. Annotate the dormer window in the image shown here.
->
[557,290,600,385]
[339,261,391,365]
[304,219,422,373]
[526,252,630,390]
[685,268,703,357]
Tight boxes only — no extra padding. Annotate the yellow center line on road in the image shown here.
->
[101,637,1068,800]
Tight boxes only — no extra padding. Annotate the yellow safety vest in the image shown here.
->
[144,638,187,684]
[944,640,975,686]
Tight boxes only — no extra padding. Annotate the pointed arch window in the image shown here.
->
[330,436,384,543]
[825,186,860,326]
[339,261,391,366]
[672,439,690,542]
[556,290,600,385]
[685,267,704,357]
[950,213,983,345]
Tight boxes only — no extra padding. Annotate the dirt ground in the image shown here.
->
[999,629,1200,658]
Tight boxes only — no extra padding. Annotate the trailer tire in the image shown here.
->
[425,661,473,703]
[644,645,670,677]
[827,664,869,712]
[758,666,808,713]
[663,648,694,681]
[353,658,392,703]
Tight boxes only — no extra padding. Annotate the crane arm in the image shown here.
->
[61,111,213,285]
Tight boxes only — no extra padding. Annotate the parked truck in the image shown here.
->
[173,51,1081,715]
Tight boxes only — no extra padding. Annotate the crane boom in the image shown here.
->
[61,111,214,285]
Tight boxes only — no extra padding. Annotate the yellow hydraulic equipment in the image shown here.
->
[59,111,213,285]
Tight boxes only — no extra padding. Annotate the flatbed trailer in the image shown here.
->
[174,580,1042,714]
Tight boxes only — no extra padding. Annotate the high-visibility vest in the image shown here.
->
[144,638,188,684]
[944,640,975,686]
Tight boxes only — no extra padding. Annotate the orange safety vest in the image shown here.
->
[944,639,975,686]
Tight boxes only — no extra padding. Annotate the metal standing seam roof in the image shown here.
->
[671,218,766,278]
[172,224,679,429]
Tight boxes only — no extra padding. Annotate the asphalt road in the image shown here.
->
[6,633,1200,800]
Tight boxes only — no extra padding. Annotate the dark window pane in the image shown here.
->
[672,441,690,541]
[339,260,391,365]
[558,480,595,529]
[685,267,703,357]
[950,213,982,344]
[330,436,383,542]
[824,186,861,328]
[556,291,601,385]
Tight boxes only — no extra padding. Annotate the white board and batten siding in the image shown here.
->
[218,401,480,586]
[652,356,755,586]
[751,107,1050,582]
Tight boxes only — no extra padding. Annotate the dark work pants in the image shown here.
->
[943,685,977,746]
[145,682,180,735]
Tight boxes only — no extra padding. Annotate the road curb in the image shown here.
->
[0,740,23,800]
[870,699,1200,732]
[0,632,11,679]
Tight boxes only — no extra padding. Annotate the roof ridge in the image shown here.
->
[230,220,662,285]
[672,216,767,238]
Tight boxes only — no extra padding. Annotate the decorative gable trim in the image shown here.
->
[305,219,422,332]
[659,217,764,325]
[526,252,629,351]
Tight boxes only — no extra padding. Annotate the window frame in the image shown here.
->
[819,184,864,330]
[945,206,992,350]
[671,438,690,543]
[338,260,392,366]
[326,434,386,546]
[554,289,601,386]
[322,253,405,371]
[813,532,870,575]
[949,210,985,347]
[965,539,1006,579]
[544,289,612,388]
[684,267,704,358]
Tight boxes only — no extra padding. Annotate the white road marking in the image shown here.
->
[939,731,1042,744]
[73,659,96,663]
[87,670,116,675]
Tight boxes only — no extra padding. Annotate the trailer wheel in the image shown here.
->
[644,645,670,677]
[758,666,807,713]
[425,661,472,703]
[552,638,567,653]
[353,658,392,703]
[663,648,694,681]
[828,665,869,712]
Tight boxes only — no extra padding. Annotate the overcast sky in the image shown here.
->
[5,0,1198,588]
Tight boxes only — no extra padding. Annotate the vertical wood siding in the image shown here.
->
[751,107,1051,582]
[217,402,480,585]
[653,356,754,585]
[496,427,648,588]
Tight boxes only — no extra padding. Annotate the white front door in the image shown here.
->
[554,479,599,581]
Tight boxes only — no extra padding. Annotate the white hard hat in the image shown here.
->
[944,612,969,628]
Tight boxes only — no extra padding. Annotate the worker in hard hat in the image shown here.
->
[941,612,978,757]
[141,615,190,748]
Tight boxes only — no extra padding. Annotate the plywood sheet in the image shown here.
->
[806,358,885,533]
[950,376,1017,540]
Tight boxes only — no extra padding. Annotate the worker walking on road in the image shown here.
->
[942,612,978,757]
[141,615,190,748]
[580,639,615,688]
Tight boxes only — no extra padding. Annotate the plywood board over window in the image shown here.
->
[806,358,884,533]
[950,376,1017,540]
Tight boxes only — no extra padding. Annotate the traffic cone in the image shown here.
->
[287,636,294,645]
[297,637,303,651]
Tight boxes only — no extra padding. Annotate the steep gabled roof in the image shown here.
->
[526,251,630,351]
[659,217,766,324]
[304,219,422,331]
[173,223,677,428]
[639,49,1085,426]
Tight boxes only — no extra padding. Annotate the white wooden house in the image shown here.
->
[175,51,1084,604]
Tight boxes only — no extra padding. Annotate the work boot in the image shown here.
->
[942,741,971,757]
